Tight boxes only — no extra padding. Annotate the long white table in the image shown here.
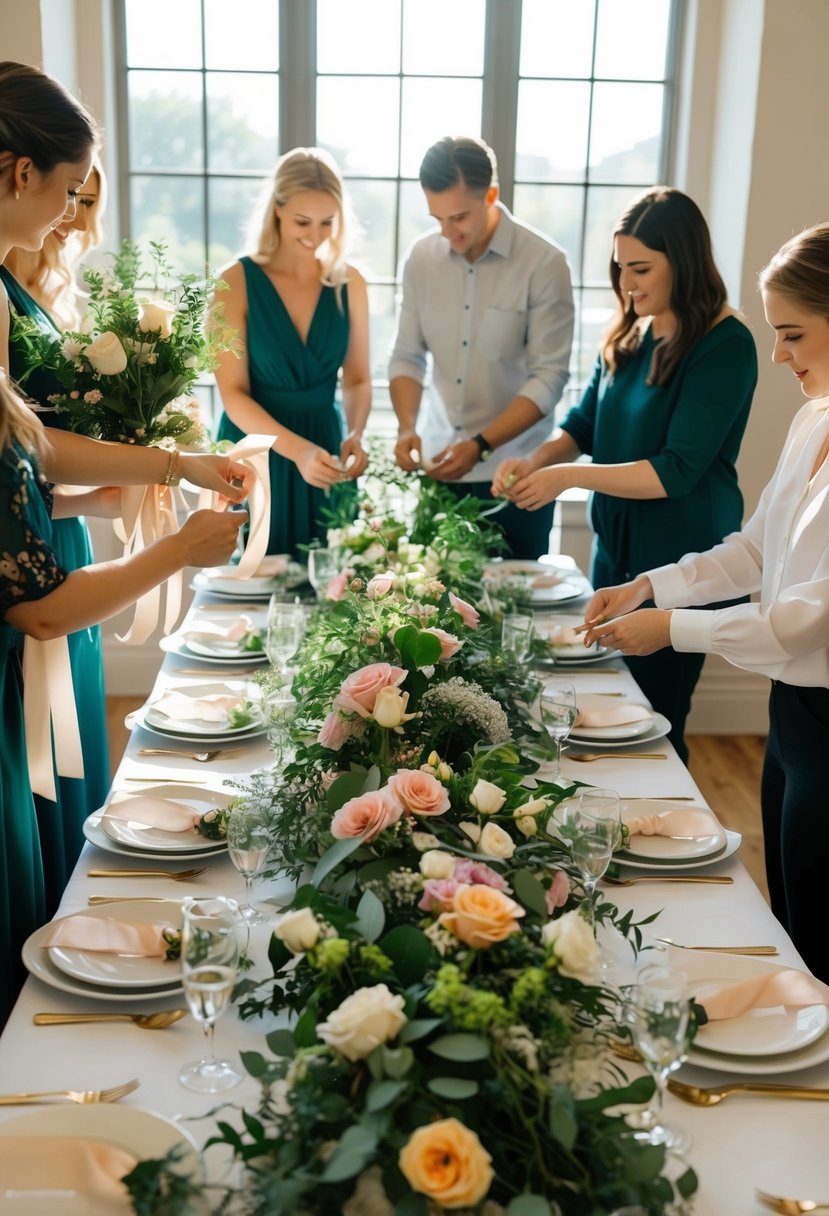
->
[0,596,824,1214]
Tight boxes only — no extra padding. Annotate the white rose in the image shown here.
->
[372,687,413,729]
[419,849,455,880]
[459,821,481,845]
[274,907,321,954]
[411,831,440,852]
[478,821,515,859]
[542,910,600,983]
[515,815,538,838]
[317,983,407,1062]
[513,796,549,819]
[85,331,128,375]
[469,779,506,816]
[138,299,177,339]
[437,762,453,782]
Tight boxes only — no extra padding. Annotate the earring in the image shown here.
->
[14,189,19,201]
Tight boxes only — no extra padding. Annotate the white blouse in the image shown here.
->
[648,398,829,686]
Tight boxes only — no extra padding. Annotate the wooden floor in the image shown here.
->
[105,698,769,901]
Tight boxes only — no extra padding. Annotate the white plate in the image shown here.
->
[618,799,727,862]
[132,717,266,745]
[159,632,269,667]
[186,636,266,660]
[536,648,623,667]
[101,786,232,853]
[662,947,829,1060]
[45,900,182,991]
[83,811,227,862]
[135,681,266,739]
[566,712,671,751]
[192,560,306,598]
[0,1105,201,1215]
[22,902,184,1002]
[534,615,608,661]
[614,827,741,871]
[571,694,655,742]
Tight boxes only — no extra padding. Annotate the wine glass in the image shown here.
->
[626,964,691,1153]
[307,548,339,600]
[178,896,243,1093]
[560,799,615,935]
[501,612,534,664]
[226,804,272,925]
[266,596,304,685]
[538,680,577,779]
[265,688,297,769]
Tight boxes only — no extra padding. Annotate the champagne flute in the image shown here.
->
[226,805,272,925]
[307,548,339,600]
[265,688,297,769]
[539,680,577,779]
[627,964,691,1153]
[501,612,534,664]
[562,800,615,935]
[179,896,243,1093]
[266,595,304,685]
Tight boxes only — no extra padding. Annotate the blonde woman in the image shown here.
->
[215,147,371,557]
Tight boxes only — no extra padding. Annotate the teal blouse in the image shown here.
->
[560,316,758,577]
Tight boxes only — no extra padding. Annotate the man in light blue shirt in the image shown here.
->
[389,135,574,558]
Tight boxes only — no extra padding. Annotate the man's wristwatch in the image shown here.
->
[471,433,493,463]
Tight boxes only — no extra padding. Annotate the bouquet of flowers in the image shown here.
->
[15,240,236,446]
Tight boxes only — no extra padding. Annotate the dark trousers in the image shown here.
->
[443,482,555,560]
[761,682,829,982]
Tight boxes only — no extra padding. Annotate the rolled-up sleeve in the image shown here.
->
[518,250,574,415]
[388,252,429,385]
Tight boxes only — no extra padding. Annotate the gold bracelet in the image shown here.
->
[161,448,181,486]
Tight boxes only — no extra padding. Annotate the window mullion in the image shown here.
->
[482,0,521,210]
[280,0,316,149]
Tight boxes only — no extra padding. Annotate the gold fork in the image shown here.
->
[603,873,733,886]
[757,1189,829,1214]
[569,752,667,762]
[0,1078,139,1106]
[670,1079,829,1107]
[137,747,244,762]
[88,866,212,881]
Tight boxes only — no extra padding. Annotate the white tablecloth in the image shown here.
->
[0,596,823,1214]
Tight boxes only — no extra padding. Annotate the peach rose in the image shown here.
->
[325,571,349,601]
[399,1118,493,1209]
[438,884,525,950]
[330,788,403,841]
[318,711,353,750]
[422,627,464,661]
[335,662,407,718]
[545,869,570,912]
[387,769,451,817]
[448,592,480,630]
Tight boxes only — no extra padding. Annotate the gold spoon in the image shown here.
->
[33,1010,187,1029]
[757,1190,829,1214]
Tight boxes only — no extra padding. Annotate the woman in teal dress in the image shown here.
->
[215,147,372,558]
[493,188,758,762]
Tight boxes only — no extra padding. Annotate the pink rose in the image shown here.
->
[545,869,570,913]
[330,789,404,841]
[448,592,480,629]
[452,859,510,891]
[422,627,464,661]
[418,878,460,913]
[325,571,349,601]
[366,573,395,599]
[387,769,451,817]
[318,711,353,751]
[335,662,407,718]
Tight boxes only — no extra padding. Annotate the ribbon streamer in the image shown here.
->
[113,482,183,645]
[197,434,273,577]
[23,635,84,801]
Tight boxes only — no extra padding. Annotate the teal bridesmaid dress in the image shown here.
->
[216,257,355,558]
[0,442,64,1024]
[2,267,110,912]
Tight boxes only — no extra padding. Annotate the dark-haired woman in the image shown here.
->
[492,187,758,760]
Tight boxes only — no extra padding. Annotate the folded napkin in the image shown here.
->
[544,624,581,646]
[702,969,829,1021]
[0,1137,136,1204]
[575,704,652,729]
[182,614,256,647]
[150,691,243,724]
[44,915,173,958]
[623,809,719,839]
[530,572,563,589]
[104,793,199,834]
[255,554,289,577]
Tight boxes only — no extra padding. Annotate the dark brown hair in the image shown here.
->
[0,61,98,179]
[419,136,497,196]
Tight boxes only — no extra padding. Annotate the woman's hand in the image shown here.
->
[582,575,653,629]
[394,429,422,472]
[507,466,575,510]
[491,457,535,497]
[178,453,255,503]
[296,444,344,489]
[178,508,249,567]
[340,433,368,479]
[583,607,673,656]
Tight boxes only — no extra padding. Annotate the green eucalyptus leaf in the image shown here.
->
[379,925,438,986]
[428,1033,490,1062]
[507,1197,553,1216]
[326,768,370,813]
[312,835,366,887]
[267,935,292,975]
[265,1028,296,1057]
[381,1045,415,1078]
[355,888,386,942]
[510,868,549,918]
[426,1077,479,1099]
[239,1050,267,1078]
[294,1006,318,1049]
[399,1017,443,1044]
[365,1078,408,1112]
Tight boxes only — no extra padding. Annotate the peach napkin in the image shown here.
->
[575,704,652,728]
[702,969,829,1021]
[0,1137,136,1203]
[150,691,243,724]
[255,554,289,577]
[44,915,173,958]
[544,624,582,646]
[181,615,256,647]
[103,794,199,834]
[623,809,720,839]
[530,572,563,588]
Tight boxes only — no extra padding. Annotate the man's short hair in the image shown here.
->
[419,136,498,195]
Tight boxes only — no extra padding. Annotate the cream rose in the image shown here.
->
[85,331,128,375]
[542,909,600,982]
[273,907,321,954]
[469,779,506,816]
[138,299,177,339]
[459,821,481,845]
[419,849,456,880]
[317,983,407,1061]
[372,686,416,729]
[515,815,538,837]
[388,769,450,817]
[399,1118,493,1209]
[478,822,515,859]
[438,884,524,950]
[335,662,407,718]
[330,789,403,841]
[411,831,441,852]
[514,795,549,819]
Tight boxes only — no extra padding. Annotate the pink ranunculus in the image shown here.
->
[452,859,510,891]
[318,711,354,751]
[325,571,349,601]
[422,627,464,661]
[366,572,395,600]
[330,789,404,841]
[418,878,460,913]
[387,768,451,818]
[448,592,480,630]
[545,869,570,913]
[334,662,407,718]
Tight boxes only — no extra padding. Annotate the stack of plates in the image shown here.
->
[569,694,671,749]
[484,559,586,607]
[617,799,740,871]
[83,783,231,863]
[22,899,185,1002]
[191,559,306,601]
[160,606,268,667]
[129,680,266,744]
[533,614,620,666]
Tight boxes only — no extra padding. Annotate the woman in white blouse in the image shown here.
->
[579,222,829,981]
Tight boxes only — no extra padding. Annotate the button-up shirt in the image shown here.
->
[388,202,574,482]
[649,398,829,685]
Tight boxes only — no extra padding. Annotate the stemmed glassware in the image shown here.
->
[265,596,304,686]
[626,964,691,1153]
[560,789,621,933]
[306,548,339,600]
[226,804,272,925]
[501,612,534,664]
[538,680,577,779]
[178,896,243,1093]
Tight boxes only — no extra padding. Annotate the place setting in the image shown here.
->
[191,552,307,601]
[82,783,232,863]
[568,692,672,751]
[159,607,269,668]
[483,558,587,608]
[616,800,742,871]
[532,614,622,667]
[125,680,267,745]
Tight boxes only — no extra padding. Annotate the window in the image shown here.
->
[118,0,678,405]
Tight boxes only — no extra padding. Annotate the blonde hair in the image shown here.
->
[760,222,829,320]
[250,147,350,289]
[0,371,45,459]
